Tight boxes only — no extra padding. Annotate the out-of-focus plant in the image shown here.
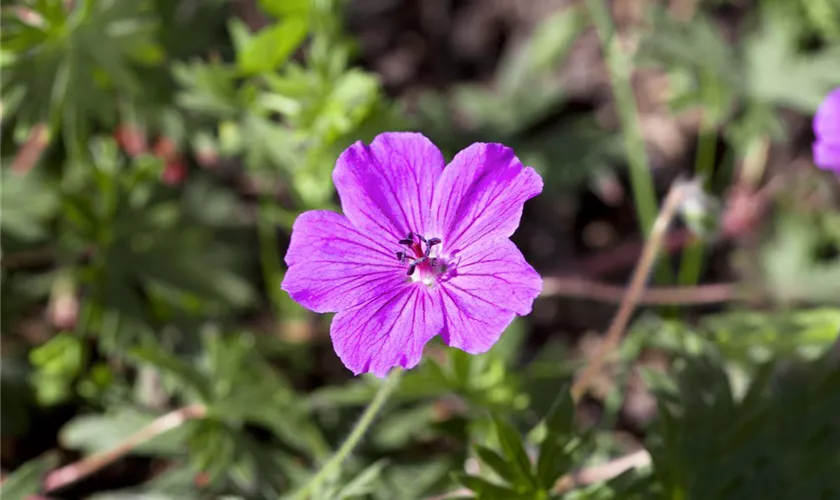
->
[1,0,165,157]
[3,0,840,499]
[172,0,403,316]
[49,328,330,496]
[415,7,623,193]
[641,345,840,499]
[174,0,404,212]
[641,3,840,152]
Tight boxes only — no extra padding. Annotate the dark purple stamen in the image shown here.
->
[406,256,427,275]
[425,237,441,257]
[395,233,442,276]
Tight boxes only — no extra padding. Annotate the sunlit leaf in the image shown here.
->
[0,453,58,500]
[237,17,308,76]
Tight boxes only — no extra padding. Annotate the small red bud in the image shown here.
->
[161,156,188,186]
[114,124,148,157]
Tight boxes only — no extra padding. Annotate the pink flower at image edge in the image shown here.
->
[814,87,840,173]
[281,132,543,377]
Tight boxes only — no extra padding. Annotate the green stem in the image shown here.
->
[677,70,718,287]
[677,119,717,286]
[584,0,671,283]
[293,369,403,499]
[257,192,284,316]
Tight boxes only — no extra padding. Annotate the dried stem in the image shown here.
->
[571,180,690,402]
[541,277,736,305]
[739,136,770,191]
[553,449,652,493]
[10,123,50,174]
[44,404,207,493]
[425,449,653,499]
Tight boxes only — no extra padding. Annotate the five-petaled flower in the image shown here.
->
[814,87,840,174]
[281,132,543,377]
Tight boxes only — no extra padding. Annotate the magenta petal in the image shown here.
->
[814,88,840,172]
[431,143,543,251]
[814,140,840,173]
[438,239,542,354]
[333,132,445,241]
[331,284,443,377]
[451,239,543,315]
[438,286,517,355]
[814,88,840,142]
[281,210,404,313]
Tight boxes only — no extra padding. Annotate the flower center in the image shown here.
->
[395,232,448,285]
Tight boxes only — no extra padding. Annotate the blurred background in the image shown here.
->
[2,0,840,498]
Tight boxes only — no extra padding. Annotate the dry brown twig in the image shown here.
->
[553,448,652,494]
[571,179,691,401]
[541,277,736,305]
[424,448,652,499]
[43,404,207,493]
[10,123,50,174]
[553,180,689,489]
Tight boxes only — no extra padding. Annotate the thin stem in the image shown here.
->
[677,107,718,287]
[553,449,652,494]
[293,369,403,500]
[258,191,285,316]
[44,404,206,493]
[583,1,659,236]
[571,180,690,402]
[540,277,736,305]
[10,123,50,174]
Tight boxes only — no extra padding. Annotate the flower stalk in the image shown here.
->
[293,369,403,499]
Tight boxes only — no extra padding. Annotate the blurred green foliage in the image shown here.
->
[2,0,840,499]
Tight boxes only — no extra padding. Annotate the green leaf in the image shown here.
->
[536,387,575,487]
[378,460,455,500]
[1,0,163,146]
[258,0,311,18]
[227,17,253,55]
[237,17,308,76]
[745,5,840,112]
[0,453,58,500]
[497,6,585,94]
[372,405,436,449]
[0,358,32,437]
[129,346,211,400]
[0,170,59,243]
[544,387,575,437]
[88,494,197,500]
[740,361,775,409]
[336,459,388,499]
[452,473,522,498]
[475,445,519,486]
[491,416,535,489]
[173,61,243,117]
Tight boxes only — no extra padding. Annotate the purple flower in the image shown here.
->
[281,132,543,377]
[814,87,840,173]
